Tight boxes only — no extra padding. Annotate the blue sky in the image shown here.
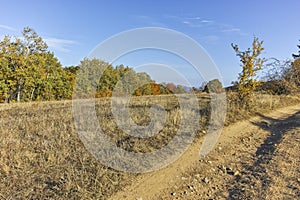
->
[0,0,299,86]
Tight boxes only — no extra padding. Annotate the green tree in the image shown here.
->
[74,58,109,98]
[0,54,11,102]
[0,27,72,102]
[176,85,187,94]
[0,36,26,102]
[232,37,266,107]
[64,65,80,93]
[158,82,171,94]
[203,79,223,93]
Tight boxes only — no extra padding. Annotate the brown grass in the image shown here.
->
[0,93,299,199]
[225,92,300,125]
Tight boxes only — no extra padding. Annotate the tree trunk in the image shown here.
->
[17,84,21,102]
[30,87,35,101]
[4,97,9,103]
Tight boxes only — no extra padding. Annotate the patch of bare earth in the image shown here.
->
[109,105,300,200]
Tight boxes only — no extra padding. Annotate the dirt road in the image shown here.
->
[109,105,300,200]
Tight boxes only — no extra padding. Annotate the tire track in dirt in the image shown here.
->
[109,105,300,200]
[227,110,300,199]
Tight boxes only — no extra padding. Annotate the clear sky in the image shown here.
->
[0,0,299,86]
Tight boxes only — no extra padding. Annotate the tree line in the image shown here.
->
[0,28,188,103]
[72,58,188,99]
[0,28,299,103]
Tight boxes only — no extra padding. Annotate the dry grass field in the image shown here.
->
[0,93,299,199]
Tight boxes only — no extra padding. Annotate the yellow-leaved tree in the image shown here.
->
[232,37,266,108]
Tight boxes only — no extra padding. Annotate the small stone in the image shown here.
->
[218,146,222,151]
[203,177,209,183]
[171,192,176,196]
[188,185,194,190]
[226,167,232,171]
[207,160,212,164]
[226,167,235,175]
[218,165,227,173]
[202,130,206,134]
[234,171,240,176]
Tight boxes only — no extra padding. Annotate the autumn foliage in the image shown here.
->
[0,28,187,103]
[231,37,266,108]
